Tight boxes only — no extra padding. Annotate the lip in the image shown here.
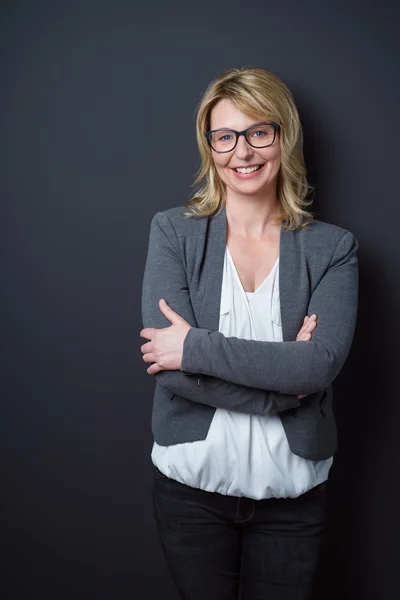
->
[230,163,265,179]
[231,163,263,169]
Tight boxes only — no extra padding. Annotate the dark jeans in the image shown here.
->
[152,465,328,600]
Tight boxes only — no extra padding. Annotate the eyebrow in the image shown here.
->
[209,121,271,131]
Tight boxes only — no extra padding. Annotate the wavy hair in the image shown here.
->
[182,66,314,230]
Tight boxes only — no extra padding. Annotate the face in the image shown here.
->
[208,98,281,198]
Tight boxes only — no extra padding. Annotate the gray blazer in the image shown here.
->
[141,204,358,461]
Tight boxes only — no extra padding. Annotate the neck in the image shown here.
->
[225,185,282,240]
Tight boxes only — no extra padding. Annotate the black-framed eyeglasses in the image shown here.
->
[205,122,280,153]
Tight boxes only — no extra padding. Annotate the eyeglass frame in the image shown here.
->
[204,121,280,153]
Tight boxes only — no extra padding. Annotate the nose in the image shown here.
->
[234,134,253,160]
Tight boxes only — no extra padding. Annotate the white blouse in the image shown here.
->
[152,246,333,500]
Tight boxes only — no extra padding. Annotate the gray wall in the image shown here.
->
[2,1,399,598]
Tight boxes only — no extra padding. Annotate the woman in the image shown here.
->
[140,66,358,600]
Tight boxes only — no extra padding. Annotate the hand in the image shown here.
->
[140,299,192,375]
[296,314,317,342]
[296,314,318,399]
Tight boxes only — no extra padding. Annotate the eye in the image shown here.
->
[249,124,275,137]
[218,133,234,142]
[250,128,269,139]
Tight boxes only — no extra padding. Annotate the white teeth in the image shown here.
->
[235,165,261,174]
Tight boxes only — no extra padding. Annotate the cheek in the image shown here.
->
[264,149,281,174]
[263,145,280,164]
[212,155,230,179]
[272,152,281,169]
[272,144,281,164]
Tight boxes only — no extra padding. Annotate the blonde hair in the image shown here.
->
[182,66,314,230]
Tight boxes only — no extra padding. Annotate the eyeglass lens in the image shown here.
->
[209,123,276,152]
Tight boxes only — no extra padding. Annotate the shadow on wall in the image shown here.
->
[291,92,394,599]
[311,251,394,600]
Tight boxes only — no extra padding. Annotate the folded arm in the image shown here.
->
[181,231,359,395]
[141,212,300,415]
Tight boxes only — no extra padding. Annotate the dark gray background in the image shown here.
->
[2,1,399,598]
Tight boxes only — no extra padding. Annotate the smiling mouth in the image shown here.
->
[232,164,264,174]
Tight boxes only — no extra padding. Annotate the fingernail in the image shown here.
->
[160,299,166,305]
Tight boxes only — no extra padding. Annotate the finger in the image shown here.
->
[158,298,180,323]
[299,333,311,341]
[296,314,318,340]
[140,328,155,339]
[158,299,189,326]
[300,315,316,331]
[142,353,156,364]
[297,325,314,341]
[159,298,176,312]
[305,317,317,329]
[297,320,314,338]
[296,331,309,341]
[147,363,163,375]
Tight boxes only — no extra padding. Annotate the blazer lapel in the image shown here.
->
[197,205,227,333]
[198,204,303,342]
[279,227,303,342]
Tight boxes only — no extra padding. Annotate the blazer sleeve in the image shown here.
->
[141,212,300,415]
[181,230,359,395]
